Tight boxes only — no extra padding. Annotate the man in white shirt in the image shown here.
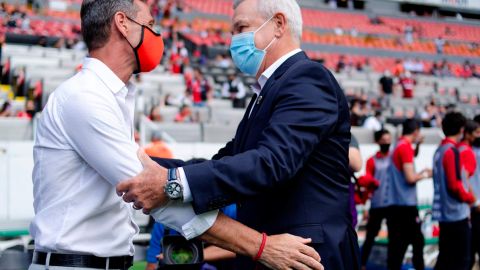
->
[30,1,322,270]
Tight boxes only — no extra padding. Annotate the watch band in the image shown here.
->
[168,168,177,182]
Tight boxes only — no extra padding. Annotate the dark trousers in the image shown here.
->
[435,218,471,270]
[471,210,480,269]
[387,206,425,270]
[361,207,388,266]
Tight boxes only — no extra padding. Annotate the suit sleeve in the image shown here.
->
[183,64,340,214]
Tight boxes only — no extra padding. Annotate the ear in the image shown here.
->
[272,13,287,38]
[113,11,129,38]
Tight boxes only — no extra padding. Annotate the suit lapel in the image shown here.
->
[237,52,309,151]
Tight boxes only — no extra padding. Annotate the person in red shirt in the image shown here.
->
[400,71,416,99]
[459,119,480,270]
[433,113,476,270]
[387,119,432,270]
[360,129,391,269]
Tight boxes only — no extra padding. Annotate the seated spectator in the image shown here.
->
[191,68,211,107]
[145,205,237,270]
[420,102,442,128]
[222,73,246,108]
[214,54,232,68]
[149,106,164,122]
[0,100,11,117]
[350,98,368,126]
[336,55,346,73]
[17,100,35,119]
[174,104,193,123]
[144,131,173,159]
[363,110,383,131]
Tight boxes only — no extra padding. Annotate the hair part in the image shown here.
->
[442,112,466,137]
[81,0,139,51]
[233,0,303,43]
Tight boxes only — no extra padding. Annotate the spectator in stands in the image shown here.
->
[149,106,164,122]
[420,102,442,128]
[174,104,194,123]
[379,70,393,104]
[387,119,431,270]
[360,129,392,270]
[214,54,233,68]
[471,115,480,269]
[393,59,405,77]
[336,54,346,73]
[334,25,344,36]
[404,23,414,44]
[433,112,476,270]
[431,61,442,77]
[363,110,383,131]
[191,68,211,107]
[350,98,368,126]
[435,36,445,54]
[144,131,173,159]
[400,71,416,99]
[222,73,246,108]
[145,205,237,270]
[0,100,11,117]
[17,100,36,119]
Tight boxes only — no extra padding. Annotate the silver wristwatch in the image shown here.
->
[164,168,183,201]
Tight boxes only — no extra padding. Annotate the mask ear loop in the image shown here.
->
[253,15,277,51]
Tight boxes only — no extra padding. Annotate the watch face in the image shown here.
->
[166,181,183,200]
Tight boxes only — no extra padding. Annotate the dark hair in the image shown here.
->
[442,112,466,137]
[474,114,480,125]
[464,119,480,136]
[374,129,390,142]
[402,118,420,136]
[80,0,138,51]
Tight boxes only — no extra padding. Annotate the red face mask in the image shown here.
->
[126,17,164,74]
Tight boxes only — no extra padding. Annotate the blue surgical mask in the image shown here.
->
[230,17,276,76]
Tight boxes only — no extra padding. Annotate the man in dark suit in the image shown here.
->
[117,0,359,269]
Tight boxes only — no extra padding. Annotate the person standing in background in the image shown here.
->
[387,119,431,270]
[471,115,480,269]
[432,112,476,270]
[360,129,392,269]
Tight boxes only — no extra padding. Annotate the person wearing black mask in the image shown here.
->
[360,129,392,269]
[468,116,480,269]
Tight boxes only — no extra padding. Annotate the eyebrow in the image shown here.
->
[233,19,248,30]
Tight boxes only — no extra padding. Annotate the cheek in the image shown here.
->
[128,28,143,48]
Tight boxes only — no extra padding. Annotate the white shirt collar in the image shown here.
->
[82,57,137,97]
[251,48,302,95]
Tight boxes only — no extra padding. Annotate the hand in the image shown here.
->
[259,234,323,270]
[422,168,433,178]
[116,149,169,214]
[416,135,425,145]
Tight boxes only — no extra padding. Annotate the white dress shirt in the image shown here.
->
[180,48,303,202]
[31,58,217,257]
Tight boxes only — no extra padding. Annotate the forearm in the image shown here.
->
[199,212,261,259]
[203,246,236,262]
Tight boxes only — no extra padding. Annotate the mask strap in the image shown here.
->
[263,37,276,52]
[254,15,275,34]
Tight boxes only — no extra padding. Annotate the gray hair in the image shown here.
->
[80,0,139,51]
[233,0,303,43]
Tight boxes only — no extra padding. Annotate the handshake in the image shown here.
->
[116,150,324,270]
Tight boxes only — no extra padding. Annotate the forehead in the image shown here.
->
[232,0,261,25]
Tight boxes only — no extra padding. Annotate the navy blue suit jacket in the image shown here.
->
[155,52,360,269]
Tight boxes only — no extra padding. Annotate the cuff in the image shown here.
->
[178,167,193,203]
[181,210,219,240]
[149,201,218,240]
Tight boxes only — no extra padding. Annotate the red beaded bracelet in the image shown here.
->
[254,233,267,261]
